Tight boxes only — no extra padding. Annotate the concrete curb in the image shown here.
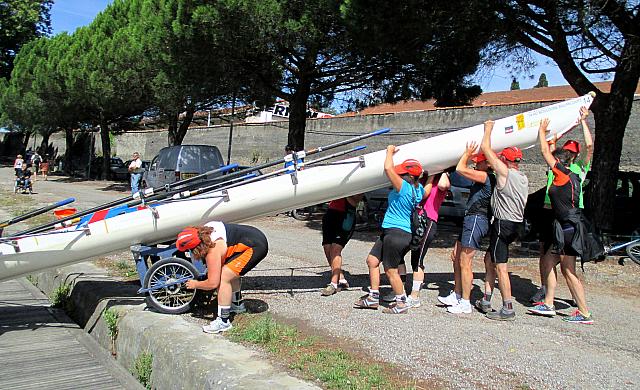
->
[32,262,319,390]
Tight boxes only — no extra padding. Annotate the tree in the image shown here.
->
[0,0,52,79]
[534,73,549,88]
[494,1,640,229]
[510,77,521,90]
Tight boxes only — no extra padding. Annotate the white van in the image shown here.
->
[142,145,224,189]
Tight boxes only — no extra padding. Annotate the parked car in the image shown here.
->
[142,145,224,189]
[90,157,127,180]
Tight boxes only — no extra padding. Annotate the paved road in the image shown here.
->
[0,278,142,389]
[2,167,640,389]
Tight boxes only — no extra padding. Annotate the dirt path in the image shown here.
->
[2,166,639,389]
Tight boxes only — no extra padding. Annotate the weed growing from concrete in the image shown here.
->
[26,274,38,287]
[228,314,415,390]
[50,282,74,313]
[132,351,153,389]
[114,260,137,278]
[103,308,119,355]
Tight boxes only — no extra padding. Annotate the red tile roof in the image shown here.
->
[343,81,640,116]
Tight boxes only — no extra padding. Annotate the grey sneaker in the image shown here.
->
[354,294,379,309]
[382,302,409,314]
[474,299,493,314]
[486,308,516,321]
[530,287,546,303]
[406,296,421,308]
[321,284,338,296]
[231,301,246,314]
[202,318,233,333]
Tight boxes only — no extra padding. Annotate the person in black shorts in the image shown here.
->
[528,118,593,324]
[481,121,529,321]
[180,221,269,333]
[320,194,363,296]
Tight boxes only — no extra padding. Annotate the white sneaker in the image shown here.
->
[437,291,459,306]
[231,301,246,314]
[406,296,421,308]
[530,287,546,303]
[447,301,472,314]
[202,318,233,334]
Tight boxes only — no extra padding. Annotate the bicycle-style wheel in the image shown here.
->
[626,242,640,266]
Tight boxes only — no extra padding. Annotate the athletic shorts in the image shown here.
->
[369,228,412,270]
[410,218,437,271]
[321,208,355,247]
[488,218,522,264]
[459,214,490,250]
[224,226,269,276]
[558,224,579,257]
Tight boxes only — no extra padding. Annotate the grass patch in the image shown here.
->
[132,351,153,389]
[50,282,74,313]
[228,314,416,390]
[114,259,137,278]
[103,308,119,355]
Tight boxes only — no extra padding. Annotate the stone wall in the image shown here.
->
[41,97,640,189]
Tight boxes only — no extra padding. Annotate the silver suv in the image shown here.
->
[142,145,224,189]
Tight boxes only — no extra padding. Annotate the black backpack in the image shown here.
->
[410,186,429,250]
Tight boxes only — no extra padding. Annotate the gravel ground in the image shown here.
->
[2,166,639,389]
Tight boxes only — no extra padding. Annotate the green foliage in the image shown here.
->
[0,0,52,79]
[534,73,548,88]
[132,351,153,389]
[26,274,38,287]
[103,308,119,341]
[510,78,520,90]
[50,282,73,312]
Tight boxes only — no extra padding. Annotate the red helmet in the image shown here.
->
[499,146,523,162]
[394,159,423,177]
[561,140,580,154]
[176,227,201,251]
[471,153,487,163]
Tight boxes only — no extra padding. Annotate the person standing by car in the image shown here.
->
[128,152,143,194]
[480,120,528,321]
[354,146,424,314]
[439,143,496,315]
[406,172,449,308]
[528,118,594,324]
[530,106,593,303]
[320,194,364,296]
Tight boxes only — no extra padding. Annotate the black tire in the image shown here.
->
[143,257,199,314]
[292,206,314,221]
[626,242,640,266]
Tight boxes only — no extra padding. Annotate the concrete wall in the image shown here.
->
[43,98,640,188]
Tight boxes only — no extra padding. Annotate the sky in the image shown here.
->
[50,0,608,93]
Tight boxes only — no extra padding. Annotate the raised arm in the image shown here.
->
[579,106,594,165]
[480,120,508,187]
[538,118,556,169]
[437,172,451,191]
[384,145,405,192]
[456,141,488,184]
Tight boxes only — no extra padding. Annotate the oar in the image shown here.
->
[166,146,367,201]
[0,198,75,236]
[12,164,238,237]
[128,128,389,205]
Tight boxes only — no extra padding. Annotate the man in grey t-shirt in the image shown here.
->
[480,120,528,321]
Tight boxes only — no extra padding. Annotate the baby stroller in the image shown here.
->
[14,172,33,194]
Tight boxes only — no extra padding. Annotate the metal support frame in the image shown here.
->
[131,243,206,293]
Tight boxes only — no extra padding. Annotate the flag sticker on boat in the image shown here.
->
[505,125,513,134]
[516,114,525,130]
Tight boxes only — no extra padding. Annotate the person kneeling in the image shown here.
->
[178,222,269,333]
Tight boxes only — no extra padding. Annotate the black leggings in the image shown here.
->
[410,218,437,271]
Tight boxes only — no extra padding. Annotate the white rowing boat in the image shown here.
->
[0,93,594,282]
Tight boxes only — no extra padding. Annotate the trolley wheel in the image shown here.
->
[143,257,199,314]
[626,242,640,266]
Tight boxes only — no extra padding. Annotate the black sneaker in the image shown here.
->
[486,308,516,321]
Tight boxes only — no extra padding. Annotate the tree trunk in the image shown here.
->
[288,82,311,151]
[167,113,179,146]
[64,128,73,175]
[587,38,639,230]
[100,113,112,180]
[22,132,31,152]
[168,106,195,146]
[39,131,50,155]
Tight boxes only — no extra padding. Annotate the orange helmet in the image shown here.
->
[561,140,580,154]
[176,227,201,251]
[394,159,423,177]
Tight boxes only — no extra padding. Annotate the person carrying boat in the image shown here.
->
[530,106,593,304]
[528,118,594,324]
[354,145,424,314]
[406,172,450,309]
[320,194,364,296]
[438,143,496,315]
[480,120,528,321]
[178,221,269,333]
